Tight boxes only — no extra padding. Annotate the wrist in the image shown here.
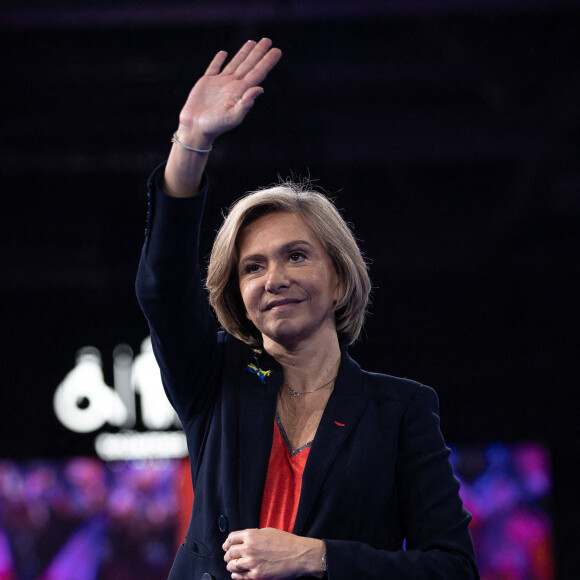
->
[174,123,214,152]
[171,132,212,154]
[301,538,326,578]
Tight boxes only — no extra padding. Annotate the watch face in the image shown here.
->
[322,552,328,571]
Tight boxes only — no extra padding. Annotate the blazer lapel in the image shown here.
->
[237,352,282,529]
[292,351,368,536]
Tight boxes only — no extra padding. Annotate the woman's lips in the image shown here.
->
[265,298,302,311]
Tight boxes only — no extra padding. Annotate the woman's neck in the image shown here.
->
[263,332,342,390]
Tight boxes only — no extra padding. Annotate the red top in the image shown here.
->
[259,415,312,533]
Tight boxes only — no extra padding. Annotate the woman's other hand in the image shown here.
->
[223,528,325,580]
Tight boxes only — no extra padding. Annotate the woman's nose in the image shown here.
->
[264,263,290,292]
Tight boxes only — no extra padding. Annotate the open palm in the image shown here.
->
[178,38,282,143]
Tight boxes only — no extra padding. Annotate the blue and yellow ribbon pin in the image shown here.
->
[246,363,272,383]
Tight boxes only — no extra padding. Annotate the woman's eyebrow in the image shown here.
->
[238,253,264,267]
[280,240,316,252]
[239,240,316,266]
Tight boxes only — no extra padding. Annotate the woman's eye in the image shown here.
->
[245,263,261,274]
[289,252,306,262]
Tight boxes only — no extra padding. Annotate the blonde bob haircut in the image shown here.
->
[206,182,371,348]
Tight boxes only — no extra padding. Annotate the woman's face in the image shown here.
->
[237,211,340,349]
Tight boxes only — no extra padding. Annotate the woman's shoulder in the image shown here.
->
[359,366,438,411]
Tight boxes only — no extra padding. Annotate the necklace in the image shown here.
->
[283,375,337,397]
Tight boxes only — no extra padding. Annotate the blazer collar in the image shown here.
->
[237,347,368,532]
[237,350,282,529]
[293,350,368,535]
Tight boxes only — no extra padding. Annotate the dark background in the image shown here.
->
[2,1,579,577]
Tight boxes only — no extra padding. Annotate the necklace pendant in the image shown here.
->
[289,389,301,397]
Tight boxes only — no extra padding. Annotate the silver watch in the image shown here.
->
[322,551,328,571]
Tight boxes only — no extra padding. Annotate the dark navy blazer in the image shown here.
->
[136,166,479,580]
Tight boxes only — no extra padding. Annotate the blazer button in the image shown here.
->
[218,514,228,533]
[201,574,213,580]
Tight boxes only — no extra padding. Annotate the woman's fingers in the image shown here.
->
[220,39,260,75]
[224,543,251,577]
[232,86,264,120]
[204,50,229,75]
[242,47,282,88]
[226,555,248,570]
[220,38,281,86]
[222,529,248,551]
[202,39,281,116]
[232,38,275,78]
[223,546,243,562]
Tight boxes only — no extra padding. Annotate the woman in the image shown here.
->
[136,38,478,580]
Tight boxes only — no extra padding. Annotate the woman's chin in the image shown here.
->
[261,322,335,352]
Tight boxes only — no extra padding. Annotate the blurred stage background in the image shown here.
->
[1,1,578,578]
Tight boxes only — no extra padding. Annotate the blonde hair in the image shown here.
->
[206,182,371,347]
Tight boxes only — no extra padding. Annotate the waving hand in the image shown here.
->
[179,38,282,141]
[165,38,282,197]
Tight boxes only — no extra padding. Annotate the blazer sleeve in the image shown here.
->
[135,163,221,426]
[324,385,479,579]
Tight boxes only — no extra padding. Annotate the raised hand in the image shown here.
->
[177,38,282,148]
[164,38,282,198]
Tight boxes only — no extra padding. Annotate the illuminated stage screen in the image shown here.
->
[0,443,554,580]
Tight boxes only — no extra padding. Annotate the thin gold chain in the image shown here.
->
[283,375,337,397]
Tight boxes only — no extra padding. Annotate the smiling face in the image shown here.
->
[237,211,340,350]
